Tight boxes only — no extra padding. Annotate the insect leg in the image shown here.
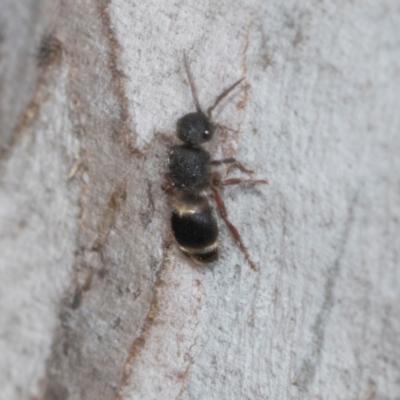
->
[210,185,257,271]
[161,174,175,194]
[219,178,268,186]
[211,158,254,174]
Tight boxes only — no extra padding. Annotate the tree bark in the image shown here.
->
[1,0,399,399]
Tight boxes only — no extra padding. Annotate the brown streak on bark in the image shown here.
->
[92,181,127,253]
[99,2,135,153]
[175,285,203,400]
[114,259,168,400]
[0,34,64,162]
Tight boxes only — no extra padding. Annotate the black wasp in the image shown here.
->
[164,54,267,270]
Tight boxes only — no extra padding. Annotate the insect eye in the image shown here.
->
[202,124,214,142]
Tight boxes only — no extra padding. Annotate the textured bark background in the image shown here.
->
[0,0,399,399]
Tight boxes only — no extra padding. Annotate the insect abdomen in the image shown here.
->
[171,194,219,264]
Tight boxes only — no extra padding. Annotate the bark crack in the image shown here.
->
[295,192,359,392]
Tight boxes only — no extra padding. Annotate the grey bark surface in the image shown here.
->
[0,1,399,399]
